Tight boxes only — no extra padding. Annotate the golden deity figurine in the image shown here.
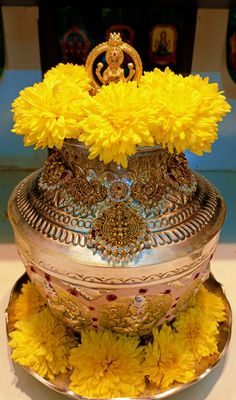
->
[85,32,142,91]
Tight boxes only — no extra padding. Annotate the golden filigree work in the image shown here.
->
[43,150,73,187]
[165,153,194,187]
[47,285,92,332]
[99,294,172,336]
[131,173,166,206]
[40,148,107,208]
[87,203,150,262]
[85,32,142,90]
[108,180,130,202]
[68,177,107,207]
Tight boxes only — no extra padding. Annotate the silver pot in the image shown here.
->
[8,140,225,335]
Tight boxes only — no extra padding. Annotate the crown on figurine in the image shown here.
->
[108,31,122,46]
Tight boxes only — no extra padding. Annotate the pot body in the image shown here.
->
[8,141,225,335]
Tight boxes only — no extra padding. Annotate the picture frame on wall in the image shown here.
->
[38,6,197,76]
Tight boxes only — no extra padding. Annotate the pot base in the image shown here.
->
[6,273,232,400]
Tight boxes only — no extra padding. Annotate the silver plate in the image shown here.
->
[5,273,232,400]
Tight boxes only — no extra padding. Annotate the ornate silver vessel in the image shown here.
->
[8,140,225,335]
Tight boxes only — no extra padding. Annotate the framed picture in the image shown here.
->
[149,24,177,67]
[38,6,197,76]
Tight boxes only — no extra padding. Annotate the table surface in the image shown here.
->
[0,243,236,400]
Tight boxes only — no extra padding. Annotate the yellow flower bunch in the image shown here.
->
[10,281,46,323]
[12,64,91,149]
[69,330,145,398]
[173,284,226,362]
[9,308,76,380]
[43,63,92,92]
[140,68,231,155]
[79,81,155,167]
[8,280,227,398]
[144,323,195,389]
[11,63,230,167]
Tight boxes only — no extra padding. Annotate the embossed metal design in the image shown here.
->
[164,153,194,187]
[87,203,150,262]
[6,273,232,400]
[108,180,130,202]
[19,246,213,286]
[42,149,73,187]
[68,177,107,206]
[48,285,92,331]
[15,144,220,257]
[99,293,172,335]
[85,32,142,90]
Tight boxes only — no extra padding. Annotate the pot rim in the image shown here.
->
[63,138,164,154]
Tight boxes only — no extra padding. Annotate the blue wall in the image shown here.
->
[187,72,236,171]
[0,69,46,169]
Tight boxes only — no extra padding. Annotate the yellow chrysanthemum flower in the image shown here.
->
[79,81,156,167]
[9,308,76,380]
[69,330,145,398]
[11,281,46,324]
[173,306,219,362]
[188,283,226,323]
[12,80,89,149]
[44,63,92,92]
[144,324,195,389]
[140,67,231,155]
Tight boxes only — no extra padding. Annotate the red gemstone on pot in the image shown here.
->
[106,294,117,302]
[68,288,77,296]
[45,273,51,282]
[139,288,147,294]
[164,289,171,294]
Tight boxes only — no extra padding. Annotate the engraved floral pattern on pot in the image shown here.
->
[68,177,107,207]
[99,293,172,335]
[87,203,150,262]
[108,180,130,202]
[42,149,73,187]
[164,153,195,189]
[131,170,166,206]
[47,285,92,331]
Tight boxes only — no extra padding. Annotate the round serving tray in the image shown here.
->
[5,273,232,400]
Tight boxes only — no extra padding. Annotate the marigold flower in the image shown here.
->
[11,80,89,149]
[188,283,226,323]
[140,67,231,155]
[144,324,195,389]
[9,308,76,380]
[173,307,219,362]
[44,63,92,92]
[79,81,156,167]
[69,330,145,398]
[11,281,46,323]
[7,278,228,395]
